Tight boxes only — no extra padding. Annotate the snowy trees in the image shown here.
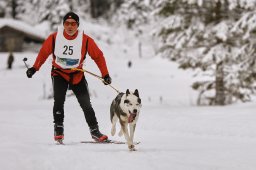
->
[90,0,111,18]
[153,0,256,105]
[1,0,107,30]
[0,0,17,18]
[15,0,70,30]
[114,0,153,29]
[0,0,125,29]
[1,0,256,105]
[0,0,7,17]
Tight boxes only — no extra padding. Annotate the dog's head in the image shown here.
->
[121,89,142,123]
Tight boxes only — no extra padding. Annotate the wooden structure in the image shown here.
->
[0,18,45,52]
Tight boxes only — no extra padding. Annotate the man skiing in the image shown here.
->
[26,12,112,143]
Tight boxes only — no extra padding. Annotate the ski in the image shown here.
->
[80,139,140,145]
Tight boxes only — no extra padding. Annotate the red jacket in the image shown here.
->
[33,30,109,84]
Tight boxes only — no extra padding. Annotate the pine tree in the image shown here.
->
[90,0,111,18]
[70,0,90,19]
[114,0,153,29]
[1,0,17,18]
[0,0,8,17]
[42,0,70,30]
[15,0,41,24]
[16,0,70,30]
[154,0,256,105]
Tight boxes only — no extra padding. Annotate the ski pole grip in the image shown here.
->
[23,58,29,69]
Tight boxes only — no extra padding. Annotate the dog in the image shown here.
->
[110,89,142,151]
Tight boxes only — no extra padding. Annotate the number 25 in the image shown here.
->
[63,45,73,55]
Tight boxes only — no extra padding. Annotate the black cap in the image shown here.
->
[63,12,79,25]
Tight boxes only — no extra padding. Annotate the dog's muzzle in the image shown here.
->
[128,111,137,123]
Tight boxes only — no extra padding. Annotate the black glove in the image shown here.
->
[26,67,36,78]
[103,74,112,85]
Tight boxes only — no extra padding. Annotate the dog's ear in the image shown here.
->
[126,89,130,96]
[134,89,139,97]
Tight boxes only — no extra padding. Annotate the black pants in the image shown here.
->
[51,75,98,128]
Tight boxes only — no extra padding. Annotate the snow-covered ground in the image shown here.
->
[0,20,256,170]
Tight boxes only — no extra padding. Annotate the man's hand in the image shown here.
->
[103,74,112,85]
[26,67,36,78]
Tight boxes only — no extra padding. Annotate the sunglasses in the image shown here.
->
[64,21,78,26]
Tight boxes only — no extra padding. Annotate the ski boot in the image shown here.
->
[90,125,108,142]
[54,123,64,144]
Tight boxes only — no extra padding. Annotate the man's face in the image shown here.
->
[63,18,78,36]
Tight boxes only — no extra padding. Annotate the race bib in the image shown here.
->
[54,27,83,69]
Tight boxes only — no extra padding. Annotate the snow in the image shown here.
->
[0,18,47,39]
[1,19,256,170]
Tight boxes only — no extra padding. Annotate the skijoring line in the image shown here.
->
[71,68,120,94]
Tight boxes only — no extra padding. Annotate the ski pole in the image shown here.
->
[23,57,29,69]
[71,68,120,94]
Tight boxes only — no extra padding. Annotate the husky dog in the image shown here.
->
[110,89,142,151]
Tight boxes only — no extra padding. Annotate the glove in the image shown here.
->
[26,67,36,78]
[103,74,112,85]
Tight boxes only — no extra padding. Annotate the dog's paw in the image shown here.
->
[128,145,136,151]
[129,148,136,151]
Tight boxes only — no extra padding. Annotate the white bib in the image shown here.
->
[54,27,83,69]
